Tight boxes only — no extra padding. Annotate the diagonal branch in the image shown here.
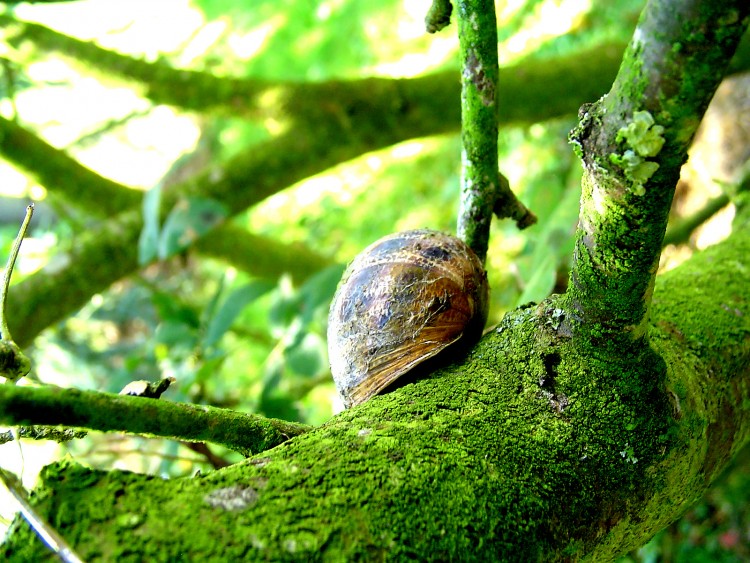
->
[7,13,750,127]
[0,116,141,214]
[2,14,621,124]
[566,0,750,339]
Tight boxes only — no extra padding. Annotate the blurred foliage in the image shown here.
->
[621,443,750,563]
[0,0,747,556]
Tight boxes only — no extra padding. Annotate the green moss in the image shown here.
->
[2,295,679,561]
[2,192,749,563]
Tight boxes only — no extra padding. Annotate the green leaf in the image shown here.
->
[204,280,275,348]
[138,184,162,265]
[284,331,325,377]
[158,197,228,259]
[154,320,198,349]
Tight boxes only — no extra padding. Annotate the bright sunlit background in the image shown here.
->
[0,1,746,559]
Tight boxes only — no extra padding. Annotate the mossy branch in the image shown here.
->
[6,13,750,127]
[0,384,310,456]
[455,0,536,262]
[2,211,748,561]
[0,117,331,281]
[0,125,335,347]
[0,116,141,215]
[566,0,750,340]
[195,225,332,284]
[455,0,500,262]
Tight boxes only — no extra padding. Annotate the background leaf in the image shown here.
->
[158,197,228,259]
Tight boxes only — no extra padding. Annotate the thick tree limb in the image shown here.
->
[1,204,748,561]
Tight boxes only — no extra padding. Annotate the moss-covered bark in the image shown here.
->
[2,211,748,561]
[567,0,749,340]
[456,0,500,261]
[0,385,309,457]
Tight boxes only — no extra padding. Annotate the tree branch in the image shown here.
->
[455,0,500,262]
[456,0,535,261]
[2,213,748,561]
[0,116,141,215]
[0,384,310,456]
[0,14,619,125]
[566,0,749,339]
[7,13,750,127]
[194,225,332,283]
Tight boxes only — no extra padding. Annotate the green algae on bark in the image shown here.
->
[567,0,750,341]
[3,209,748,560]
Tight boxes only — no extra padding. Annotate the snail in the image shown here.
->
[327,229,490,408]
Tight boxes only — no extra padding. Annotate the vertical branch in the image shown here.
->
[456,0,500,263]
[566,0,749,339]
[455,0,535,263]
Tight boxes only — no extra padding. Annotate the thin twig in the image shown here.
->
[0,384,311,456]
[0,467,85,563]
[1,203,33,341]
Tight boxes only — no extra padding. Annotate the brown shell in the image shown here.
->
[327,229,489,408]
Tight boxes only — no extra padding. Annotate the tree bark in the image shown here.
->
[1,207,748,561]
[566,0,749,341]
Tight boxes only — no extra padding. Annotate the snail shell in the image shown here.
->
[327,229,489,408]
